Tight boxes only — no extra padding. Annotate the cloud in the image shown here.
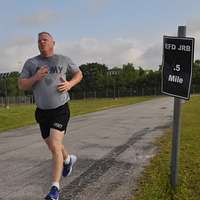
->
[137,43,162,69]
[56,37,145,68]
[0,37,37,72]
[17,10,61,27]
[187,18,200,61]
[87,0,112,15]
[187,18,200,35]
[0,36,163,73]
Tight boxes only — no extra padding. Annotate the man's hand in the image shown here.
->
[18,66,49,91]
[57,80,72,92]
[34,66,49,81]
[57,70,83,92]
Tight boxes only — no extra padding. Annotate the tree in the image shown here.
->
[79,62,108,91]
[192,60,200,85]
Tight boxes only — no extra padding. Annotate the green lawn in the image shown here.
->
[133,95,200,200]
[0,96,155,132]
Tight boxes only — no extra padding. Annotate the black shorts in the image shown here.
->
[35,103,70,139]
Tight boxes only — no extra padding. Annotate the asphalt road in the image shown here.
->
[0,97,174,200]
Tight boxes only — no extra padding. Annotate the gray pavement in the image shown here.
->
[0,97,174,200]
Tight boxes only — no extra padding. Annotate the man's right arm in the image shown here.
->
[18,66,49,91]
[18,76,38,91]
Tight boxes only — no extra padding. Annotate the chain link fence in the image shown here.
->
[0,96,34,106]
[0,87,161,106]
[70,87,162,99]
[0,85,200,106]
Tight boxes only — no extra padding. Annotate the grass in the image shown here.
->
[133,95,200,200]
[0,96,155,132]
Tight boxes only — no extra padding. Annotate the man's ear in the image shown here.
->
[53,41,55,46]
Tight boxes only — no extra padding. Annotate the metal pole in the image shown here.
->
[4,78,8,108]
[114,78,116,99]
[170,25,186,188]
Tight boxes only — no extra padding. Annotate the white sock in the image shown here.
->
[64,155,70,164]
[52,182,59,190]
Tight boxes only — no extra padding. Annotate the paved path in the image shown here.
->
[0,97,174,200]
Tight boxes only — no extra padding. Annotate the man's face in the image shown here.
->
[38,33,54,55]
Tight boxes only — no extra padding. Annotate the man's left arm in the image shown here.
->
[57,70,83,92]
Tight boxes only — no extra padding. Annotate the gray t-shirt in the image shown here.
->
[20,54,79,109]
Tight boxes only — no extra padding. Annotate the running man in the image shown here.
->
[18,32,83,200]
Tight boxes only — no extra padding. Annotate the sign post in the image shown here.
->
[162,35,194,99]
[161,26,194,188]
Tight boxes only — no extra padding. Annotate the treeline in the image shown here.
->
[1,60,200,98]
[73,63,161,98]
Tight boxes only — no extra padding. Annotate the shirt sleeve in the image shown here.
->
[66,57,80,74]
[19,59,32,79]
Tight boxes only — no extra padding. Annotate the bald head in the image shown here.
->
[38,32,53,39]
[38,32,55,57]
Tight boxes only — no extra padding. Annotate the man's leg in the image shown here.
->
[61,144,68,161]
[45,128,66,183]
[44,128,77,199]
[45,135,69,169]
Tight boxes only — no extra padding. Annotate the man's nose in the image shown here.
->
[40,40,46,44]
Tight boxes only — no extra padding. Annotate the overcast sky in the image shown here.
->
[1,0,200,72]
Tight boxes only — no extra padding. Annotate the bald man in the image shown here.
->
[19,32,83,200]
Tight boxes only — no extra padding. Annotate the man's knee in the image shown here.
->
[49,141,62,154]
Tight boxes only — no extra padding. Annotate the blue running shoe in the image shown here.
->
[45,186,60,200]
[62,154,77,177]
